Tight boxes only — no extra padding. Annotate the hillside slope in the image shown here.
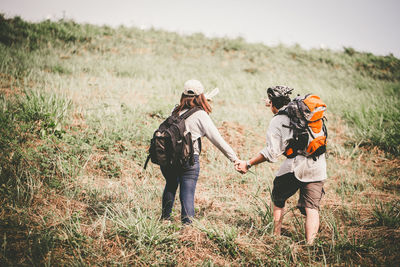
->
[0,16,399,266]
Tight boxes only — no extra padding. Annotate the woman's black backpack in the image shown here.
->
[144,107,201,169]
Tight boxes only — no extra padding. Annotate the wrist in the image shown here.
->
[246,160,252,169]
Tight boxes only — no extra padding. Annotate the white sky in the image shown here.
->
[1,0,400,57]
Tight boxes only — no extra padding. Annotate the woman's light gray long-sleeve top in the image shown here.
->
[180,109,238,163]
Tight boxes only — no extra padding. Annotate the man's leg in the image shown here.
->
[273,204,285,236]
[271,173,300,236]
[305,207,319,244]
[298,180,325,244]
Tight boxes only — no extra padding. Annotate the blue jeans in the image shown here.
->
[160,155,200,224]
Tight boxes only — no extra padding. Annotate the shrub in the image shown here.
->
[0,14,91,50]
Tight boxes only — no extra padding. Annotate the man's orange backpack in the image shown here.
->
[278,94,327,160]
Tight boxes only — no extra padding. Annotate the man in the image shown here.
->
[235,86,327,244]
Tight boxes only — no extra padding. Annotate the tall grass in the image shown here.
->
[372,200,400,228]
[0,90,71,204]
[342,85,400,155]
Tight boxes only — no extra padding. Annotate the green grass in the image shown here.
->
[0,90,71,204]
[342,83,400,155]
[372,200,400,228]
[199,223,240,257]
[0,14,95,50]
[0,15,399,266]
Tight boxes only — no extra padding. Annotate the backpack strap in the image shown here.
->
[322,117,328,139]
[180,106,202,120]
[180,106,203,151]
[276,109,292,130]
[197,137,202,154]
[276,109,288,116]
[143,155,151,170]
[183,108,203,156]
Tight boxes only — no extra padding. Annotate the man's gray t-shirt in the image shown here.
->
[259,113,327,182]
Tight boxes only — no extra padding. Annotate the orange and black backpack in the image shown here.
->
[278,94,327,160]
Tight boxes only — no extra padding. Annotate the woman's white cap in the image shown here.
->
[183,79,205,96]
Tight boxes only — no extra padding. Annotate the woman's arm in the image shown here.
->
[198,112,238,162]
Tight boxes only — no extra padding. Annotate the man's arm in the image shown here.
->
[235,115,289,174]
[235,153,267,173]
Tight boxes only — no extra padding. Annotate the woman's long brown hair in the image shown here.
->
[173,93,212,114]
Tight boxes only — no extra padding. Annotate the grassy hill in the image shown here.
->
[0,15,399,266]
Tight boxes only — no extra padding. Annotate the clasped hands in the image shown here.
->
[234,160,248,174]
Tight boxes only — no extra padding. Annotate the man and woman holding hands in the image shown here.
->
[158,79,327,244]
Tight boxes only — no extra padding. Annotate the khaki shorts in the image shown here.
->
[271,172,325,215]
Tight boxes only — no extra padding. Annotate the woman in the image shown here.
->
[160,79,239,224]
